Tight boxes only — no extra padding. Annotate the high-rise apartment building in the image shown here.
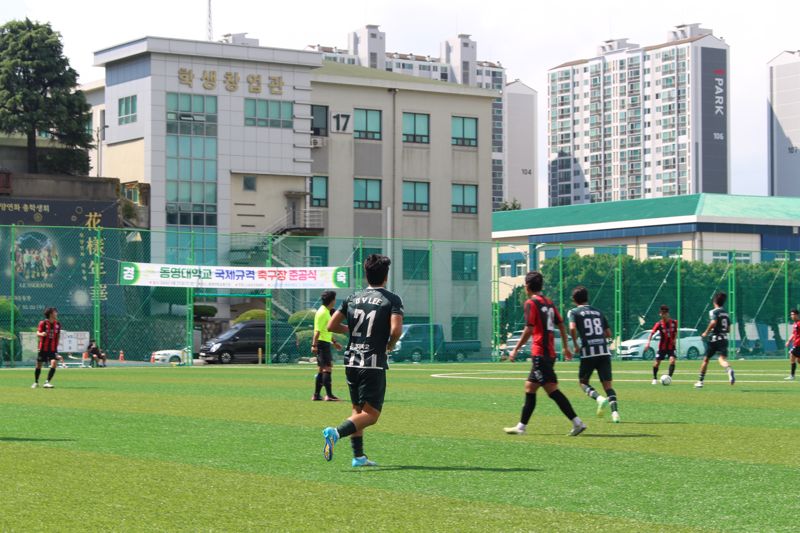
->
[768,51,800,197]
[547,24,729,206]
[308,25,537,209]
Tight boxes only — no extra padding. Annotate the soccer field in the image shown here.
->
[1,360,798,532]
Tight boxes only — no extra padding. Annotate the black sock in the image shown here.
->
[47,367,56,382]
[314,373,323,396]
[548,389,577,421]
[323,373,333,396]
[698,371,706,382]
[792,363,796,377]
[604,388,618,413]
[34,368,41,383]
[336,419,357,439]
[351,436,364,458]
[652,366,659,379]
[580,383,599,399]
[520,392,536,424]
[668,363,675,377]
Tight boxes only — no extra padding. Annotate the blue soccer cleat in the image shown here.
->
[322,427,339,461]
[352,456,378,467]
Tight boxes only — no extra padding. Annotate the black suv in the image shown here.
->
[199,320,299,364]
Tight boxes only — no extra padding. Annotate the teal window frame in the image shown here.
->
[402,181,429,212]
[244,98,294,129]
[354,108,382,139]
[452,250,478,281]
[451,116,478,146]
[354,178,381,209]
[310,176,328,207]
[402,112,430,143]
[452,184,478,214]
[403,249,430,280]
[118,95,137,125]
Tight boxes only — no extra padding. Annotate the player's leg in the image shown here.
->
[668,353,676,377]
[696,343,714,388]
[312,365,323,401]
[718,353,735,385]
[33,358,43,388]
[44,356,57,388]
[597,356,618,422]
[578,359,607,416]
[320,344,339,401]
[323,368,384,462]
[505,375,541,435]
[349,403,380,467]
[789,353,797,380]
[652,355,661,384]
[539,356,585,435]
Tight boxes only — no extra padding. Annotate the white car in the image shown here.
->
[618,328,704,360]
[150,348,189,364]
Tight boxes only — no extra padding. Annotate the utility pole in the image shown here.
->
[207,0,213,41]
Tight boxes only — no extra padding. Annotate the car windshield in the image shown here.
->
[635,331,652,340]
[216,325,244,341]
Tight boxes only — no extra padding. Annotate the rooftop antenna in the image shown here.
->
[207,0,213,41]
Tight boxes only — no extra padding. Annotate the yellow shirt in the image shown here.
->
[314,305,333,343]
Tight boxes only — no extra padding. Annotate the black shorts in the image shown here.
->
[790,346,800,358]
[345,367,386,412]
[527,356,558,385]
[37,351,58,363]
[705,340,728,359]
[657,349,676,361]
[579,355,613,382]
[316,341,333,367]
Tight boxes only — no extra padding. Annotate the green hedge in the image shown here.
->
[295,329,347,358]
[288,309,316,330]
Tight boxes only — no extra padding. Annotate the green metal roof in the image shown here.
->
[315,60,454,86]
[492,194,800,233]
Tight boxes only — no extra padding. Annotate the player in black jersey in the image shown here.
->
[567,286,620,423]
[321,254,403,467]
[695,292,735,388]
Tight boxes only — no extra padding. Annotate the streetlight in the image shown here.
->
[95,124,108,177]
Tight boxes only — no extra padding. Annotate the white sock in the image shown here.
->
[572,417,583,426]
[597,395,606,402]
[517,422,526,431]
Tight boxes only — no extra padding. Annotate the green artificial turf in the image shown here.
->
[1,360,798,532]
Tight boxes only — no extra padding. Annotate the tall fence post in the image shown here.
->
[728,251,737,356]
[93,226,102,346]
[265,235,272,365]
[785,250,790,353]
[184,230,194,366]
[428,239,434,363]
[492,241,500,361]
[614,246,622,353]
[558,243,564,322]
[9,224,16,367]
[356,237,363,289]
[676,253,682,356]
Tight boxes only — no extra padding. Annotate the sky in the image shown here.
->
[4,0,800,205]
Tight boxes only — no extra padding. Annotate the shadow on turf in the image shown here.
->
[348,465,543,473]
[0,437,76,442]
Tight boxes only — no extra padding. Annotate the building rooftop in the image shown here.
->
[493,194,800,237]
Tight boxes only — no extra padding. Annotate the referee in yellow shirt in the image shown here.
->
[311,290,343,401]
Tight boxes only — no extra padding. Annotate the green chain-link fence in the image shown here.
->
[0,223,798,366]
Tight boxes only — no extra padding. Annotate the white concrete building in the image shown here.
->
[769,50,800,197]
[547,24,729,206]
[307,24,537,209]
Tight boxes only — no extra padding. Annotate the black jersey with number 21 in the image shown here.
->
[339,287,404,370]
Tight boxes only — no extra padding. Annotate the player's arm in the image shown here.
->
[646,323,657,348]
[311,330,320,353]
[701,319,716,338]
[327,310,348,335]
[569,321,579,352]
[509,325,533,362]
[558,321,573,361]
[387,313,403,352]
[36,322,45,337]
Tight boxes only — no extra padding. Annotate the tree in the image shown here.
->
[498,199,522,211]
[0,19,92,173]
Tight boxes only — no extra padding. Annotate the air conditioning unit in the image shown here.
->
[310,137,327,148]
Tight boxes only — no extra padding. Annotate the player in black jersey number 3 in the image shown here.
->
[321,254,403,467]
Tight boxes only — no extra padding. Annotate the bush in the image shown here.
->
[295,329,347,357]
[288,309,316,330]
[233,309,271,324]
[194,305,217,319]
[0,297,20,318]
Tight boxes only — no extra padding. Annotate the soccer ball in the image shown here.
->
[660,375,672,386]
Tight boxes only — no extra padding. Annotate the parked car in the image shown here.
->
[618,328,703,360]
[501,329,565,359]
[199,320,299,364]
[151,348,188,364]
[390,324,481,362]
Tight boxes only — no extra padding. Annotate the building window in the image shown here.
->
[309,245,328,267]
[402,112,429,143]
[452,251,478,281]
[354,108,382,140]
[124,186,140,205]
[311,104,328,136]
[354,178,381,209]
[452,184,478,214]
[514,261,526,277]
[452,316,478,340]
[243,176,256,192]
[403,249,429,280]
[647,241,682,259]
[244,98,293,129]
[118,95,137,125]
[402,181,429,212]
[452,116,477,146]
[165,226,217,266]
[499,262,511,277]
[310,176,328,207]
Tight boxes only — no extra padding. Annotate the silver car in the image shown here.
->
[618,328,704,360]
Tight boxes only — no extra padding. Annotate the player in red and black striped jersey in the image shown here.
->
[784,309,800,381]
[33,307,61,389]
[503,271,586,437]
[646,305,678,384]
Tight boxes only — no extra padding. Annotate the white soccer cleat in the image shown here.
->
[569,422,587,436]
[31,383,38,389]
[504,426,526,435]
[611,411,620,424]
[784,376,796,381]
[43,382,54,389]
[694,381,703,389]
[651,379,658,385]
[596,396,608,416]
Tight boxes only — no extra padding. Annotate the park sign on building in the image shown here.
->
[120,262,350,290]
